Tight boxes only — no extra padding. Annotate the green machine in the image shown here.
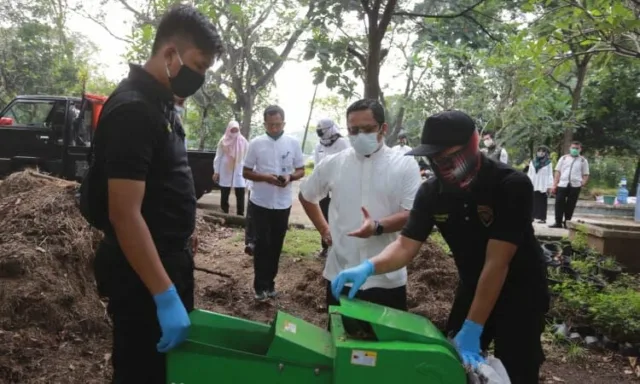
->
[167,298,467,384]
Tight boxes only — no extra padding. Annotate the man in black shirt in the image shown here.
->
[331,110,549,383]
[90,5,223,383]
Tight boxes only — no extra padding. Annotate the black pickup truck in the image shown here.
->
[0,94,216,198]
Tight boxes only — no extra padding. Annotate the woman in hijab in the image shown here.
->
[527,145,554,223]
[312,118,350,258]
[213,121,249,216]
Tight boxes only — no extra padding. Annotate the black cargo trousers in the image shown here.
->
[94,236,195,384]
[446,284,548,384]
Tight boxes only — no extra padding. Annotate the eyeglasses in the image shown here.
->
[347,124,380,135]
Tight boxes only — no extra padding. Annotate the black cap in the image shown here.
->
[405,110,476,156]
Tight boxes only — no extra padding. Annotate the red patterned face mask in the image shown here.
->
[429,131,481,189]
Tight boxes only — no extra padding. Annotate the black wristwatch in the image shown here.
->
[374,220,384,236]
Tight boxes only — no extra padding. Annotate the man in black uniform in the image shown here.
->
[89,5,223,383]
[331,110,549,383]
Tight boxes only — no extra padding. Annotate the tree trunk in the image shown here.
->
[198,107,209,150]
[387,107,405,146]
[364,1,382,102]
[631,156,640,197]
[563,57,591,153]
[240,94,254,139]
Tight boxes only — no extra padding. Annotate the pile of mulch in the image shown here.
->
[0,171,111,383]
[407,242,458,330]
[0,171,221,383]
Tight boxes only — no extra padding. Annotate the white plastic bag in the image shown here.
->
[467,356,511,384]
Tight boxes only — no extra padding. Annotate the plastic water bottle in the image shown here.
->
[617,178,629,204]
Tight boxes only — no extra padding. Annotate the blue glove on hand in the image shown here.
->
[453,319,486,369]
[331,260,375,301]
[153,284,191,353]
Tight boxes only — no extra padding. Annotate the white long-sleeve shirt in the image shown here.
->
[300,145,422,290]
[527,161,554,193]
[313,137,350,166]
[213,143,247,188]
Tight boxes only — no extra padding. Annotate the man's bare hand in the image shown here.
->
[277,174,291,188]
[347,207,376,238]
[212,173,220,182]
[264,174,280,185]
[320,226,332,246]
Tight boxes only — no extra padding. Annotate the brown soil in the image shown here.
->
[0,171,637,383]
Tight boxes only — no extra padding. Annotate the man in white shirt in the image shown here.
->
[481,132,508,164]
[392,132,413,155]
[550,141,590,228]
[313,118,350,258]
[243,105,305,300]
[299,99,422,315]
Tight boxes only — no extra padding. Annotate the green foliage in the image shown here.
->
[549,244,640,343]
[589,287,640,343]
[429,232,451,255]
[588,155,637,189]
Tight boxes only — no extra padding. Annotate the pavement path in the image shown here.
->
[198,180,638,240]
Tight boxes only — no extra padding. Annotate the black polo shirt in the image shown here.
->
[94,64,196,248]
[402,156,548,309]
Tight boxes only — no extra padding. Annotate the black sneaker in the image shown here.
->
[267,290,277,299]
[548,223,563,228]
[244,243,255,256]
[254,291,268,301]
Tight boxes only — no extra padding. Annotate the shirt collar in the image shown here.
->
[127,64,174,104]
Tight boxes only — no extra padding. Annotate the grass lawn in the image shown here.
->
[222,227,320,258]
[283,228,320,258]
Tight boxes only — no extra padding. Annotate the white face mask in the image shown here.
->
[483,139,493,147]
[349,133,380,156]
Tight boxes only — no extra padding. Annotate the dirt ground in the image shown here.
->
[0,171,638,383]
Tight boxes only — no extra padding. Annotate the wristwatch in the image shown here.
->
[373,220,384,236]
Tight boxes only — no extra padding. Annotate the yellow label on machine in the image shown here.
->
[283,320,297,334]
[350,350,377,367]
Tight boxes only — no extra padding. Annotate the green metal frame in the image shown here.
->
[167,299,467,384]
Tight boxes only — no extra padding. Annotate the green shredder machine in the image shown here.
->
[167,298,467,383]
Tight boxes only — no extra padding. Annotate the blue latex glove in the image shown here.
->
[153,284,191,353]
[453,319,486,369]
[331,260,375,300]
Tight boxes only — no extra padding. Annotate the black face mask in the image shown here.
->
[166,53,205,98]
[316,129,324,137]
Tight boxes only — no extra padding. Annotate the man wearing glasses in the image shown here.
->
[243,105,305,301]
[299,98,421,316]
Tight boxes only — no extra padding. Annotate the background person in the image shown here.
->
[481,131,508,164]
[89,5,223,383]
[392,132,412,154]
[550,141,590,228]
[243,105,305,301]
[331,110,549,384]
[312,118,350,258]
[527,145,554,223]
[213,121,248,216]
[300,99,421,319]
